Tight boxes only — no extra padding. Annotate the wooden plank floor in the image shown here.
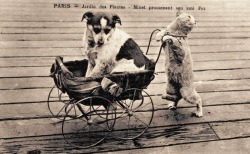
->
[1,0,250,153]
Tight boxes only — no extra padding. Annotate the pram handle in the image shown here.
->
[145,29,164,64]
[145,29,160,55]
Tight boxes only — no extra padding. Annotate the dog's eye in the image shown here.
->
[93,28,101,34]
[104,28,111,34]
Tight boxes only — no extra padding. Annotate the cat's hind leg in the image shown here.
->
[180,86,203,117]
[162,83,182,110]
[162,93,181,110]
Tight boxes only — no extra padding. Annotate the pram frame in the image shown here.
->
[47,29,162,148]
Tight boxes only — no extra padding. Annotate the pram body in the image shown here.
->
[48,56,156,148]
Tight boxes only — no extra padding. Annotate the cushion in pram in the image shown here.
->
[50,57,101,99]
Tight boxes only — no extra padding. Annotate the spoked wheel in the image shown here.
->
[112,88,154,140]
[47,85,71,119]
[62,96,116,149]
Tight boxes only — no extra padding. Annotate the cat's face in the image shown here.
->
[176,12,196,29]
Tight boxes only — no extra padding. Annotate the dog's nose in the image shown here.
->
[97,39,104,46]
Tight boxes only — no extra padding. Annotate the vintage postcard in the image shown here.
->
[0,0,249,153]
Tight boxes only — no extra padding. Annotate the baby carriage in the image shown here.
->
[48,29,162,148]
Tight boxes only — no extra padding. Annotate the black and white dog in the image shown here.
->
[81,11,151,79]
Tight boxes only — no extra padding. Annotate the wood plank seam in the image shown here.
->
[1,134,250,153]
[207,123,221,139]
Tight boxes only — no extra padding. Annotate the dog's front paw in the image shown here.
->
[191,111,203,118]
[109,83,122,97]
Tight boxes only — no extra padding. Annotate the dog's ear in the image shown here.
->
[81,11,94,22]
[176,9,183,17]
[112,14,122,25]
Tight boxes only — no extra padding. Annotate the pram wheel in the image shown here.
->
[47,85,71,119]
[62,96,116,149]
[113,88,154,140]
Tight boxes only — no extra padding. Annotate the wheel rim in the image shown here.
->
[62,96,116,148]
[113,88,154,140]
[47,85,70,119]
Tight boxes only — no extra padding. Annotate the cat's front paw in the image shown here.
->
[162,35,173,43]
[155,30,167,42]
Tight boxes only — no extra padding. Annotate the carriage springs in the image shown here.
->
[53,4,206,10]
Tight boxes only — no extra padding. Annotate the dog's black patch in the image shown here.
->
[86,12,117,28]
[116,38,149,68]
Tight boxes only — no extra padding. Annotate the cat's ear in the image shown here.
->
[176,9,183,17]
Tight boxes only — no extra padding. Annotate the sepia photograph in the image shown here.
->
[0,0,249,153]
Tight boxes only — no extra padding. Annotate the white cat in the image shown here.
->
[156,11,203,117]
